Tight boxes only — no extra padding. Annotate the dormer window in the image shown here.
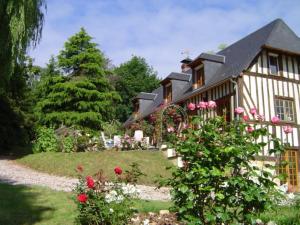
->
[194,66,205,88]
[164,83,172,103]
[268,53,279,75]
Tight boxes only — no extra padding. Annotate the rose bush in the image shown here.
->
[162,105,286,224]
[74,163,143,225]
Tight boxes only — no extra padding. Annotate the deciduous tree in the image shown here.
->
[114,56,160,122]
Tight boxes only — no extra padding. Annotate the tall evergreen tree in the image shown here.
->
[35,28,120,130]
[114,56,160,122]
[58,27,106,77]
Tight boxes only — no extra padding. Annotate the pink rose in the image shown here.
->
[256,114,265,121]
[243,115,250,121]
[167,126,175,133]
[187,103,196,111]
[283,126,293,134]
[182,123,188,129]
[247,126,254,133]
[250,108,257,115]
[234,107,244,114]
[207,101,217,109]
[271,116,280,124]
[197,101,207,109]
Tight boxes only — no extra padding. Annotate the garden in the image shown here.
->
[2,102,299,224]
[1,2,300,225]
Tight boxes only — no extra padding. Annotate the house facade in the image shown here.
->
[125,19,300,192]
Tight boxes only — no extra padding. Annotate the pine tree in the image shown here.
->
[58,27,106,77]
[35,28,120,130]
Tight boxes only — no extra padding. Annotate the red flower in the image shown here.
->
[243,115,250,121]
[86,176,95,189]
[77,193,88,203]
[247,126,254,133]
[76,165,83,173]
[114,166,123,175]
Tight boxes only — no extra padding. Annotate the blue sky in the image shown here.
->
[29,0,300,78]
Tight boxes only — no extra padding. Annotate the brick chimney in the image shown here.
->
[180,58,192,72]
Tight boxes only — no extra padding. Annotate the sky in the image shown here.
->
[29,0,300,78]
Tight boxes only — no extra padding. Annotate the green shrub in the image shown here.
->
[74,164,143,225]
[162,110,285,224]
[33,126,59,153]
[61,136,75,153]
[259,198,300,224]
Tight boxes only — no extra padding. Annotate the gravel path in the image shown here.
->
[0,158,171,201]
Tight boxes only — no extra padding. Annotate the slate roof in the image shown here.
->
[194,53,225,63]
[160,72,191,84]
[124,19,300,126]
[176,18,300,102]
[133,92,157,100]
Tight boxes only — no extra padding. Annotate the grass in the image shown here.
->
[258,203,300,225]
[16,151,173,185]
[0,183,76,225]
[0,183,172,225]
[1,182,299,225]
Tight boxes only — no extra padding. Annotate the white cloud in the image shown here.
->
[29,0,300,78]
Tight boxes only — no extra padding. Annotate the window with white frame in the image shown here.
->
[268,54,279,75]
[274,97,295,122]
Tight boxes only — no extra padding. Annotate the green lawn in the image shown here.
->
[0,183,172,225]
[16,151,173,185]
[258,203,300,224]
[1,182,299,225]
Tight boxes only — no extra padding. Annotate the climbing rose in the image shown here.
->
[167,126,175,133]
[86,176,95,189]
[187,103,196,111]
[271,116,280,124]
[207,101,217,109]
[234,107,244,114]
[197,101,207,109]
[247,126,254,133]
[114,166,123,175]
[256,114,265,121]
[182,123,188,130]
[77,193,88,203]
[283,126,293,134]
[243,115,250,121]
[250,108,257,115]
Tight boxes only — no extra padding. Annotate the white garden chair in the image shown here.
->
[134,130,143,142]
[101,132,113,149]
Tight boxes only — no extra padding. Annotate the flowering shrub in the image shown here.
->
[119,134,148,151]
[162,105,285,224]
[74,163,142,225]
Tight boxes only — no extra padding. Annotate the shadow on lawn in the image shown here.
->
[0,183,54,225]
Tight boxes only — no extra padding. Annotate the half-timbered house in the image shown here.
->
[124,18,300,192]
